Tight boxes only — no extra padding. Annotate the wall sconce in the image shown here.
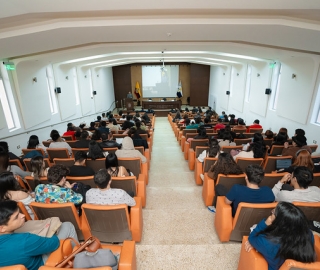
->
[92,91,97,95]
[32,77,37,83]
[292,74,296,79]
[257,73,260,77]
[65,76,68,80]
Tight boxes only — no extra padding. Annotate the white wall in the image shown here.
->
[209,55,320,149]
[77,67,93,116]
[0,100,6,130]
[14,60,52,129]
[0,61,116,156]
[229,64,247,113]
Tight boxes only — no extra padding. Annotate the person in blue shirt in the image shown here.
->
[246,201,315,270]
[0,200,78,270]
[211,164,275,214]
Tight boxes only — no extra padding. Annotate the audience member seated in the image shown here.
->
[0,147,31,178]
[30,156,49,186]
[198,137,220,163]
[26,135,47,155]
[69,151,95,177]
[74,131,90,148]
[105,153,130,177]
[135,121,150,137]
[0,141,24,165]
[96,115,102,122]
[218,132,236,147]
[246,202,315,270]
[186,118,201,130]
[273,166,320,202]
[295,128,306,138]
[86,169,136,206]
[204,152,242,183]
[62,123,76,140]
[277,149,314,173]
[214,118,225,131]
[87,140,107,160]
[211,165,274,214]
[107,118,121,134]
[203,117,213,129]
[219,111,226,119]
[115,137,147,163]
[35,164,83,204]
[233,134,267,160]
[128,128,149,149]
[100,133,121,149]
[282,134,312,157]
[90,129,102,141]
[272,131,287,146]
[229,114,236,125]
[191,107,199,114]
[224,125,236,140]
[98,121,110,135]
[247,119,263,132]
[264,130,274,139]
[172,110,181,122]
[141,112,151,123]
[275,127,289,140]
[187,126,208,143]
[0,200,78,270]
[0,172,35,219]
[122,115,135,130]
[48,130,72,156]
[88,121,96,131]
[232,118,246,131]
[101,112,108,121]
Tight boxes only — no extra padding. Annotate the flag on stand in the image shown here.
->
[177,80,183,98]
[135,81,142,99]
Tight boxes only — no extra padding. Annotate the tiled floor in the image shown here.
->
[135,117,241,269]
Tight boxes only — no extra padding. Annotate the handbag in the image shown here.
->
[14,217,61,237]
[55,236,101,268]
[73,249,118,269]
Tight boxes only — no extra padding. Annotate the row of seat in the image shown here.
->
[168,113,320,269]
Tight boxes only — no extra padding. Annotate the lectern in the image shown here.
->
[125,98,134,111]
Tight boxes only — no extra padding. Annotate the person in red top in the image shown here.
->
[247,119,263,132]
[214,118,226,131]
[62,123,76,140]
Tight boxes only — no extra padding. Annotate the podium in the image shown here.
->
[125,98,134,111]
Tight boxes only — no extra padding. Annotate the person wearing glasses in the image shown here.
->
[245,201,315,270]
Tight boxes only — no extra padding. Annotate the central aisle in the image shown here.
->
[136,117,241,269]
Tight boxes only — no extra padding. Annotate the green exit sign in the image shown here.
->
[5,64,15,70]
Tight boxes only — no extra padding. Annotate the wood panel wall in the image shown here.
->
[190,64,210,106]
[113,63,209,107]
[112,65,131,107]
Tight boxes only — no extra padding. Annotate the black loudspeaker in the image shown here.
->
[55,87,61,93]
[226,91,230,95]
[93,91,97,95]
[265,88,272,95]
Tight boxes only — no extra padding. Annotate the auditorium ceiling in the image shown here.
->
[1,0,320,67]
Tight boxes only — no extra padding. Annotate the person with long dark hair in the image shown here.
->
[246,201,315,270]
[0,171,35,219]
[198,137,220,163]
[30,156,48,188]
[87,140,106,160]
[105,153,129,177]
[27,135,47,155]
[48,129,72,156]
[207,152,243,181]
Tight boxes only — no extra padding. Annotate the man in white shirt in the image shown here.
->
[272,166,320,203]
[86,169,136,206]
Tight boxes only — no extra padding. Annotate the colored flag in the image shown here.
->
[177,80,183,98]
[135,81,142,99]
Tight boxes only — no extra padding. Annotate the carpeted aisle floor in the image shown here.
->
[135,117,241,270]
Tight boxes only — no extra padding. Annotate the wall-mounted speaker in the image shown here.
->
[226,91,230,95]
[93,91,97,95]
[55,87,61,93]
[265,88,272,95]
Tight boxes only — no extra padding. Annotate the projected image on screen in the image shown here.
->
[142,65,179,98]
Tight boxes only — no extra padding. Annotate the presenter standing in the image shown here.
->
[127,92,133,99]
